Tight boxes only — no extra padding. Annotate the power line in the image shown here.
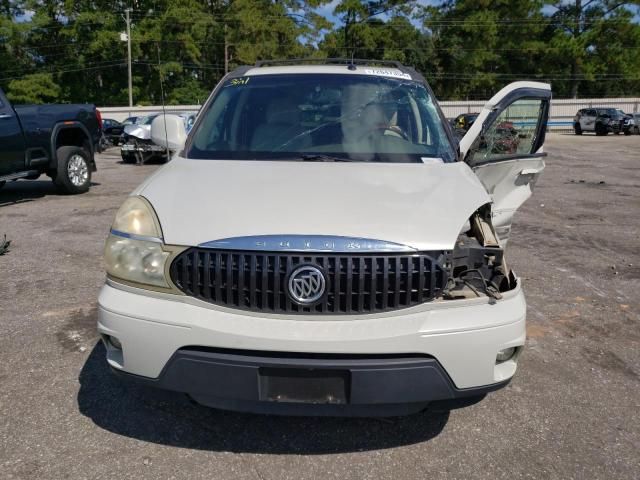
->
[0,62,127,82]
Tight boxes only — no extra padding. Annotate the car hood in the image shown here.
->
[137,158,491,251]
[124,124,151,140]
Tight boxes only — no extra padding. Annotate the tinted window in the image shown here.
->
[188,74,456,163]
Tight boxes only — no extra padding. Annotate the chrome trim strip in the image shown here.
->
[110,229,163,244]
[198,235,417,253]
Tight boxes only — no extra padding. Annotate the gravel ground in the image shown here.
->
[0,133,638,479]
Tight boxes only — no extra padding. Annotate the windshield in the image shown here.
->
[188,74,455,163]
[140,115,159,125]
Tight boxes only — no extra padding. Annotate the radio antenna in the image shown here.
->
[156,43,170,161]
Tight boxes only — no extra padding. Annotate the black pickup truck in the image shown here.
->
[0,88,101,194]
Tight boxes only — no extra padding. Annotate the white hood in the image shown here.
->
[124,124,151,140]
[137,158,491,251]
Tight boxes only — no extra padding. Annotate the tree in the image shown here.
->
[225,0,330,67]
[6,73,61,103]
[419,0,548,99]
[544,0,640,97]
[2,0,640,103]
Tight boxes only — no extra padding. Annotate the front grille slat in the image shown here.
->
[274,255,281,311]
[214,252,222,301]
[405,257,413,306]
[170,249,447,315]
[203,251,211,300]
[346,257,353,312]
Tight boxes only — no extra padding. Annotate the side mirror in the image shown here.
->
[151,114,187,151]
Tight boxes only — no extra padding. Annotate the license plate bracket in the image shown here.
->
[258,368,350,404]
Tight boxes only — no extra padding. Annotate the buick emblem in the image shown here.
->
[288,265,326,305]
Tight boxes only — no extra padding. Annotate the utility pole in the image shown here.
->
[125,8,133,108]
[224,23,229,75]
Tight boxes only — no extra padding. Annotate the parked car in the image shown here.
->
[0,88,100,193]
[631,113,640,134]
[573,107,625,135]
[452,112,479,131]
[99,60,551,416]
[450,112,479,139]
[101,118,123,143]
[99,118,123,149]
[120,112,197,164]
[120,114,163,164]
[616,109,634,135]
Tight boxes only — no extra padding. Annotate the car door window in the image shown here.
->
[466,98,545,165]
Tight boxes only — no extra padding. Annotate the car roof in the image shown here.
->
[232,59,423,82]
[240,64,413,80]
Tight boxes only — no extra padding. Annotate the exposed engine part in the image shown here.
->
[470,206,500,247]
[443,206,515,302]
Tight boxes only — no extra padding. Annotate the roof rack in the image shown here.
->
[254,58,407,69]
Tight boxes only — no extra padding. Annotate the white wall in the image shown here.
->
[99,98,640,130]
[98,105,201,122]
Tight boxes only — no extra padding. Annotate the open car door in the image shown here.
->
[459,81,551,245]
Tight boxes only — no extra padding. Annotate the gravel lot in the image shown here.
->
[0,133,638,479]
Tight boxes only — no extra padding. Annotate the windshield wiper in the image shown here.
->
[299,154,359,162]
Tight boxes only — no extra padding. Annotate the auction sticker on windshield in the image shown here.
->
[364,69,412,80]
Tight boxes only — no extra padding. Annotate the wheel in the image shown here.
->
[0,181,5,190]
[573,123,582,135]
[624,130,631,136]
[121,151,136,164]
[53,146,91,194]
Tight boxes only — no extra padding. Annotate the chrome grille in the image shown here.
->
[170,249,448,314]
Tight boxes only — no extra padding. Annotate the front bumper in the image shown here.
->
[112,348,511,416]
[121,142,166,153]
[98,281,526,414]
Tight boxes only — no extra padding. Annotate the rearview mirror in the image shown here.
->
[151,114,187,151]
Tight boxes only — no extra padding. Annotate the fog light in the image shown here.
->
[496,347,516,363]
[108,335,122,350]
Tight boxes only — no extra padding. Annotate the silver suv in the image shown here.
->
[99,60,551,416]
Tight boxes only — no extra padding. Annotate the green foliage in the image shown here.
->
[6,73,61,103]
[1,0,639,103]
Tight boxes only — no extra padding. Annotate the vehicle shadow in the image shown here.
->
[0,180,100,207]
[78,343,468,454]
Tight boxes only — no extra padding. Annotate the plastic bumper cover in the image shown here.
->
[111,348,510,416]
[98,281,526,394]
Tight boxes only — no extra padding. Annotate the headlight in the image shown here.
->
[105,196,170,288]
[111,196,162,239]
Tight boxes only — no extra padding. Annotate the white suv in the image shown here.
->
[99,60,551,416]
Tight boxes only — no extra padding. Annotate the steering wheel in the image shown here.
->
[359,125,409,141]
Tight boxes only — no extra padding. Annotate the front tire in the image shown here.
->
[121,151,136,164]
[54,146,92,194]
[574,123,582,135]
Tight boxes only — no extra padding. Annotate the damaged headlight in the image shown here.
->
[104,196,171,288]
[445,206,514,300]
